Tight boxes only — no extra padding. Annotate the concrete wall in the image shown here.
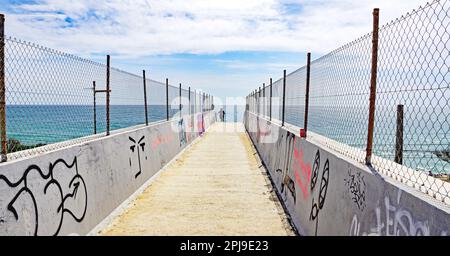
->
[244,111,450,236]
[0,111,216,236]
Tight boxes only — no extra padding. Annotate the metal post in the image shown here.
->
[304,53,311,136]
[258,87,261,116]
[166,78,169,121]
[282,69,287,127]
[262,83,265,117]
[365,8,380,165]
[143,70,148,126]
[0,14,6,161]
[395,105,404,165]
[106,55,111,136]
[269,78,272,121]
[194,90,196,114]
[93,81,97,134]
[179,83,182,119]
[188,87,191,115]
[234,104,237,122]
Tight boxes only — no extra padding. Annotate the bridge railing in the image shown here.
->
[246,0,449,201]
[0,14,214,162]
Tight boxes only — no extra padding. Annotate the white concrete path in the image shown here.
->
[99,122,293,236]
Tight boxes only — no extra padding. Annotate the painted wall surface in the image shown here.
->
[244,111,450,236]
[0,111,216,236]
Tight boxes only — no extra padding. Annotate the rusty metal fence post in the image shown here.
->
[258,87,261,116]
[282,69,287,127]
[188,87,191,115]
[0,14,6,161]
[365,8,380,165]
[304,53,311,137]
[106,55,111,136]
[262,83,265,117]
[269,78,272,121]
[143,70,148,126]
[166,78,169,121]
[395,104,404,164]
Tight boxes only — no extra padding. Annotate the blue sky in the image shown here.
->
[0,0,426,101]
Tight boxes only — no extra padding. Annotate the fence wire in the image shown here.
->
[1,36,210,161]
[246,0,450,204]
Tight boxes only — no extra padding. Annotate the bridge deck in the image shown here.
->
[99,122,293,236]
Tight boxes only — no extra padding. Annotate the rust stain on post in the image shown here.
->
[304,53,311,137]
[106,55,111,136]
[365,8,380,165]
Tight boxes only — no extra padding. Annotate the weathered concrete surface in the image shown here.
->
[244,111,450,236]
[0,111,216,236]
[100,123,294,236]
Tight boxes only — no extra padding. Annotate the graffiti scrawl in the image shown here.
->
[309,150,330,236]
[344,169,366,211]
[129,135,146,179]
[0,157,87,236]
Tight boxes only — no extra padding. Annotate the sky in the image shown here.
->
[0,0,427,101]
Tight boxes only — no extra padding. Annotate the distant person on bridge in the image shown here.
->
[218,108,226,122]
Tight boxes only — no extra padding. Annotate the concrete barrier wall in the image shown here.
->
[0,111,216,236]
[244,111,450,236]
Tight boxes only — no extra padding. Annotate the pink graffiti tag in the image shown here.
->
[151,134,175,150]
[292,137,312,199]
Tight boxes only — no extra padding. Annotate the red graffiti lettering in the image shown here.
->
[292,137,312,199]
[151,134,175,150]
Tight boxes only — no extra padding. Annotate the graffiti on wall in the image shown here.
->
[129,135,147,179]
[0,157,87,236]
[276,169,296,204]
[291,137,313,199]
[309,150,330,236]
[349,189,447,236]
[151,134,175,150]
[344,169,366,211]
[197,114,205,136]
[178,119,187,147]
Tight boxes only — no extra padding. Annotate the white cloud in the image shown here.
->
[2,0,427,58]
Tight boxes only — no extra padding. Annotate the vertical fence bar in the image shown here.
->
[395,104,404,165]
[262,83,265,117]
[106,55,111,136]
[0,14,6,161]
[258,87,261,116]
[282,70,287,127]
[143,70,148,126]
[269,78,272,121]
[93,81,97,134]
[188,87,191,115]
[166,78,169,121]
[304,53,311,136]
[365,8,380,165]
[179,83,182,119]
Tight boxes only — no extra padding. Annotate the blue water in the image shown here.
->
[5,105,181,145]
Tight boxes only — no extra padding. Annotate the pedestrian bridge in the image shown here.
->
[0,111,449,236]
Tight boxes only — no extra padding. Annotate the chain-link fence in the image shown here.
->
[246,0,450,204]
[0,25,213,161]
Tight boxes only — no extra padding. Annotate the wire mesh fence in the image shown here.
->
[246,0,450,203]
[0,31,212,161]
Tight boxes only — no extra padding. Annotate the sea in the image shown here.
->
[4,104,449,174]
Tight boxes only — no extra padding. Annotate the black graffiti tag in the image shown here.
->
[0,157,87,236]
[276,169,296,204]
[309,150,330,236]
[344,169,366,211]
[129,135,146,179]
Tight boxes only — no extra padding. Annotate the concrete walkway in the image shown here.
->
[99,123,294,236]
